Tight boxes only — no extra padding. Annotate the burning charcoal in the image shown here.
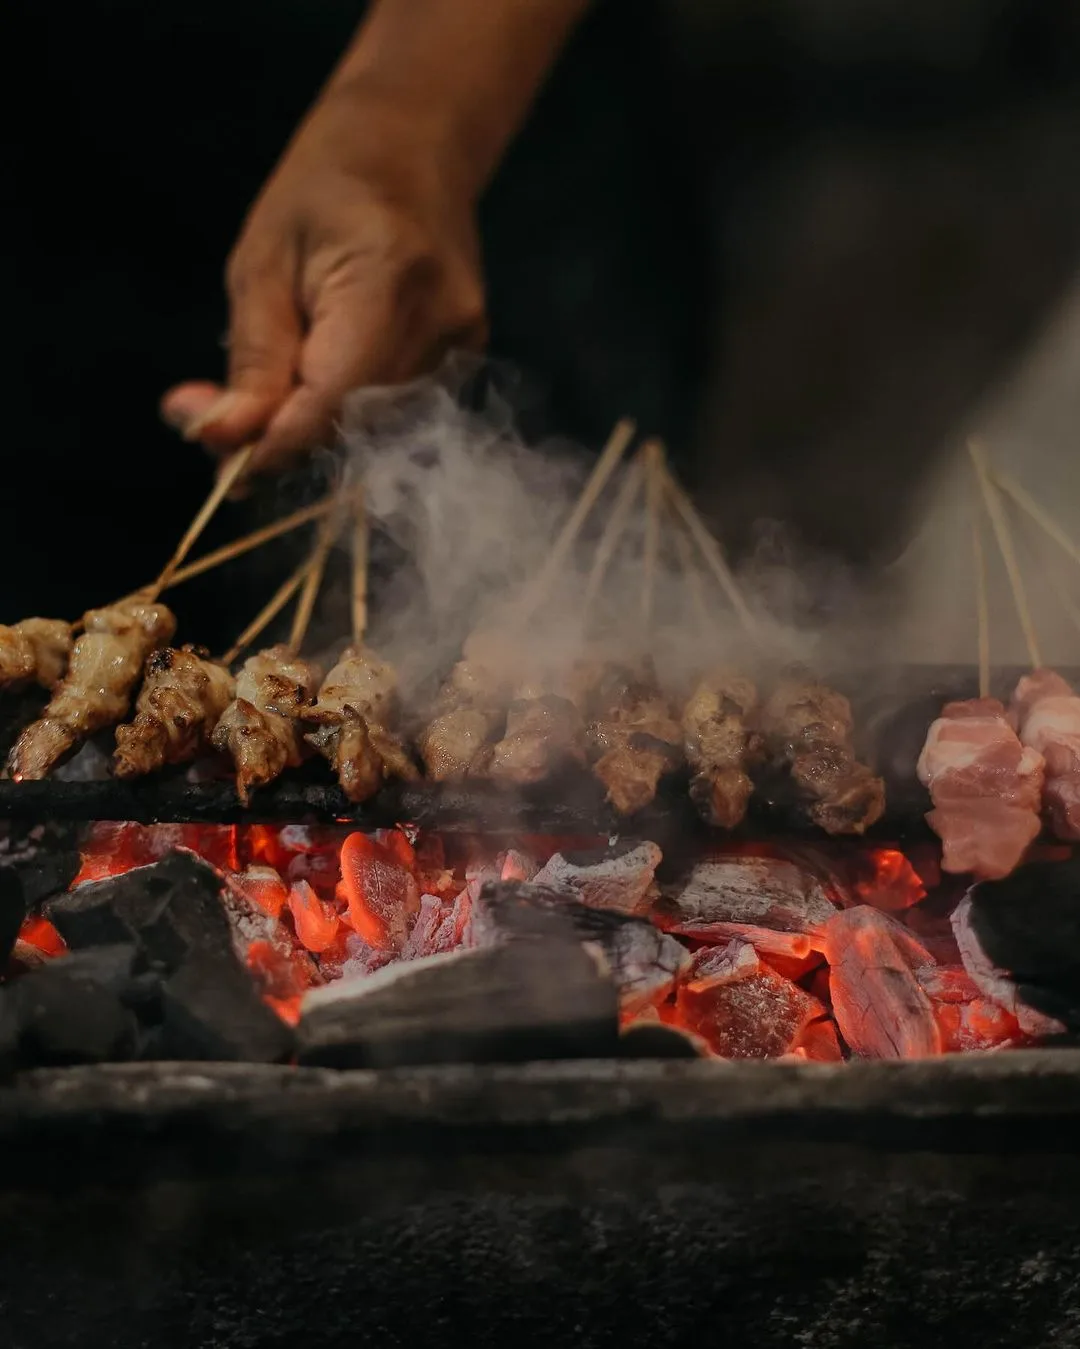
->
[791,1016,844,1061]
[914,964,1021,1052]
[498,849,538,882]
[675,941,827,1059]
[0,846,80,967]
[471,880,692,1014]
[287,880,340,954]
[950,858,1080,1037]
[532,841,662,916]
[821,906,942,1059]
[663,856,836,933]
[618,1022,704,1059]
[401,893,448,961]
[296,937,618,1070]
[8,956,140,1067]
[339,832,419,953]
[227,867,288,920]
[675,921,824,984]
[159,955,294,1062]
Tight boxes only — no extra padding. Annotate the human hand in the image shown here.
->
[161,81,488,475]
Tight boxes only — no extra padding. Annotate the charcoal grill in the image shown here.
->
[2,664,1079,1347]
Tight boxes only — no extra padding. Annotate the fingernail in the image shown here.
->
[182,392,241,441]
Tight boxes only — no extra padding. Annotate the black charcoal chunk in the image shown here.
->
[159,957,294,1063]
[474,881,691,1014]
[10,960,139,1067]
[0,869,26,968]
[618,1023,703,1059]
[46,851,232,970]
[297,937,618,1070]
[953,858,1080,1036]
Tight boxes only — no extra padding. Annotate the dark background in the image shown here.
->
[7,0,1080,653]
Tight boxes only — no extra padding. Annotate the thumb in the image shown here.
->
[164,259,303,452]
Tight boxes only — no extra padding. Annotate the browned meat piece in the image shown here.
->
[211,644,320,803]
[587,666,682,815]
[302,645,418,803]
[682,670,759,829]
[0,618,74,693]
[417,653,510,781]
[760,674,885,835]
[8,600,176,780]
[488,682,587,786]
[113,646,234,779]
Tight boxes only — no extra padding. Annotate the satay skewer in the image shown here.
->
[150,446,254,598]
[669,496,714,635]
[518,416,636,622]
[163,496,337,589]
[992,468,1080,571]
[641,439,665,627]
[222,557,311,666]
[352,494,369,646]
[581,453,645,620]
[969,439,1042,669]
[658,461,760,638]
[289,499,347,654]
[972,509,991,699]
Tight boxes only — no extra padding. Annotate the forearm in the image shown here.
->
[325,0,595,196]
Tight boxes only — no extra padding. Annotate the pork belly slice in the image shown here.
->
[1009,668,1080,841]
[917,697,1044,880]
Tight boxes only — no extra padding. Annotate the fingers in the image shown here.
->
[161,251,302,453]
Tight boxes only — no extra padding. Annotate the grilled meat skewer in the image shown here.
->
[588,664,683,815]
[417,634,514,781]
[113,646,234,779]
[7,599,176,780]
[211,644,320,804]
[303,645,418,803]
[488,672,588,786]
[682,670,759,828]
[760,674,885,835]
[0,619,74,693]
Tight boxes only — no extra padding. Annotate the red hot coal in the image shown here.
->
[5,820,1071,1070]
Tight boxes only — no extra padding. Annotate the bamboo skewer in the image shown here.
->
[222,557,310,666]
[641,440,665,627]
[972,510,990,699]
[518,417,636,622]
[660,465,759,638]
[581,453,646,620]
[150,445,254,598]
[288,502,344,654]
[162,496,336,589]
[992,469,1080,571]
[669,496,714,635]
[969,440,1042,670]
[352,493,369,647]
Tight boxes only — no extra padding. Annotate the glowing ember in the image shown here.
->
[15,821,1035,1060]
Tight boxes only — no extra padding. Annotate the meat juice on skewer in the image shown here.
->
[113,645,235,779]
[7,598,176,780]
[759,674,885,835]
[682,669,760,829]
[212,644,321,804]
[917,697,1044,880]
[303,645,418,802]
[1009,669,1080,840]
[0,619,73,694]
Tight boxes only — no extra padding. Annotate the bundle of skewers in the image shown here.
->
[0,425,888,836]
[917,439,1080,880]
